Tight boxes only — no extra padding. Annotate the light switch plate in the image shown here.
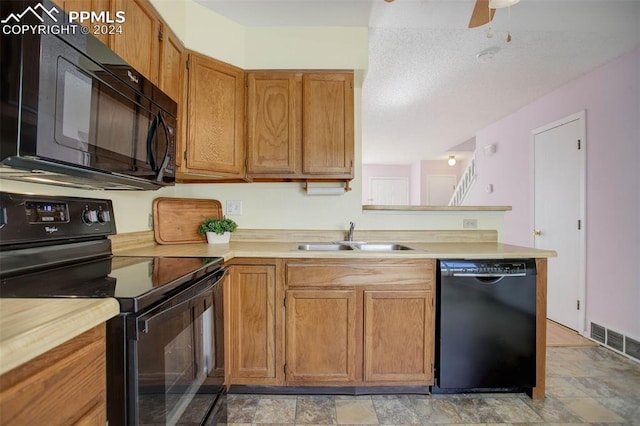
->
[226,200,242,216]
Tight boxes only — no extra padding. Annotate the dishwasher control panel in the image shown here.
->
[440,260,533,277]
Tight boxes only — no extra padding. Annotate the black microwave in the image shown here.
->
[0,0,176,190]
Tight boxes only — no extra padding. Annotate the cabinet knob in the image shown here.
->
[532,229,542,236]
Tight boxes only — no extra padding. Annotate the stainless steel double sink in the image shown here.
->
[297,242,414,251]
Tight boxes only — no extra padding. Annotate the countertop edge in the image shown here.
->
[114,241,557,259]
[0,298,120,376]
[362,205,513,212]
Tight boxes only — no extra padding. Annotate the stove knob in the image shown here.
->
[97,210,111,223]
[82,209,99,224]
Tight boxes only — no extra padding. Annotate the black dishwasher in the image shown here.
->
[435,259,536,393]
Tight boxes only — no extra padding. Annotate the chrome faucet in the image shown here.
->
[347,221,355,242]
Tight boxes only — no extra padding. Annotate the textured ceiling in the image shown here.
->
[196,0,640,164]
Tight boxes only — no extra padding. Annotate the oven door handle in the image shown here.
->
[135,270,225,335]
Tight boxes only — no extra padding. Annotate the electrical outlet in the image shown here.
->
[226,200,242,216]
[463,218,478,229]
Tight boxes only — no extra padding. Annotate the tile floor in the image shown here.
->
[218,346,640,425]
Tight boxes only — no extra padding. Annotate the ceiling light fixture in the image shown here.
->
[488,0,519,42]
[448,156,457,166]
[488,0,520,8]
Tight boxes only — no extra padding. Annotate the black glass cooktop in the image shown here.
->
[0,256,223,313]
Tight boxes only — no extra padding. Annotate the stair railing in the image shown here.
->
[448,154,477,206]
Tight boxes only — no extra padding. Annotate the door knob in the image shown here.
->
[533,229,542,236]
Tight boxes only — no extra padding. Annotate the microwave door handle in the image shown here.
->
[146,113,160,173]
[155,112,170,182]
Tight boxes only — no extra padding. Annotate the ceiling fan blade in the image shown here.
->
[468,0,496,28]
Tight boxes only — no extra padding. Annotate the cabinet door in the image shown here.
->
[158,24,184,103]
[185,53,245,177]
[302,73,354,176]
[363,290,434,383]
[111,0,160,84]
[285,289,357,384]
[246,72,301,176]
[228,265,277,382]
[0,326,106,425]
[52,0,111,46]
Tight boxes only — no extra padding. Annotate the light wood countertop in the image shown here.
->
[111,229,556,259]
[113,240,556,260]
[0,298,120,376]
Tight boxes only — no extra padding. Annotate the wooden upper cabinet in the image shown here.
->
[246,72,301,176]
[51,0,111,46]
[184,52,245,178]
[246,71,354,180]
[302,73,354,177]
[157,24,185,167]
[158,24,185,103]
[111,0,161,84]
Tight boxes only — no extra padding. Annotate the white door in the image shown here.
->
[532,111,586,332]
[369,177,410,205]
[425,175,456,205]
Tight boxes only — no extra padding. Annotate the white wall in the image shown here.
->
[464,48,640,339]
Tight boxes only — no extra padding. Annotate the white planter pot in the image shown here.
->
[205,231,231,244]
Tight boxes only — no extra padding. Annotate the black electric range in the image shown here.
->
[0,191,227,425]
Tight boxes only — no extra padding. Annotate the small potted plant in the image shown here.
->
[198,217,238,244]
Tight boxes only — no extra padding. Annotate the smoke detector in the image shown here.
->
[476,46,501,63]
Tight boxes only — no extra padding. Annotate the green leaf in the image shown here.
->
[198,217,238,235]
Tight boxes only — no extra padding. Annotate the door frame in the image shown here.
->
[530,110,587,334]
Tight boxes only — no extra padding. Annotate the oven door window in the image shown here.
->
[135,286,220,425]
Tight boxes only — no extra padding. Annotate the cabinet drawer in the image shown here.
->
[286,259,434,289]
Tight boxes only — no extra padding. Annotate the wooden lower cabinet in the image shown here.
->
[225,258,436,389]
[226,262,281,385]
[0,325,107,425]
[283,259,436,387]
[285,289,357,383]
[364,290,434,383]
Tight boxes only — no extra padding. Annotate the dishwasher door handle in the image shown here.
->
[451,272,526,278]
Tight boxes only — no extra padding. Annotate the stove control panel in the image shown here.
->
[0,192,116,245]
[26,201,70,224]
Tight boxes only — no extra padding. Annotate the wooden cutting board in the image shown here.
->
[153,197,223,244]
